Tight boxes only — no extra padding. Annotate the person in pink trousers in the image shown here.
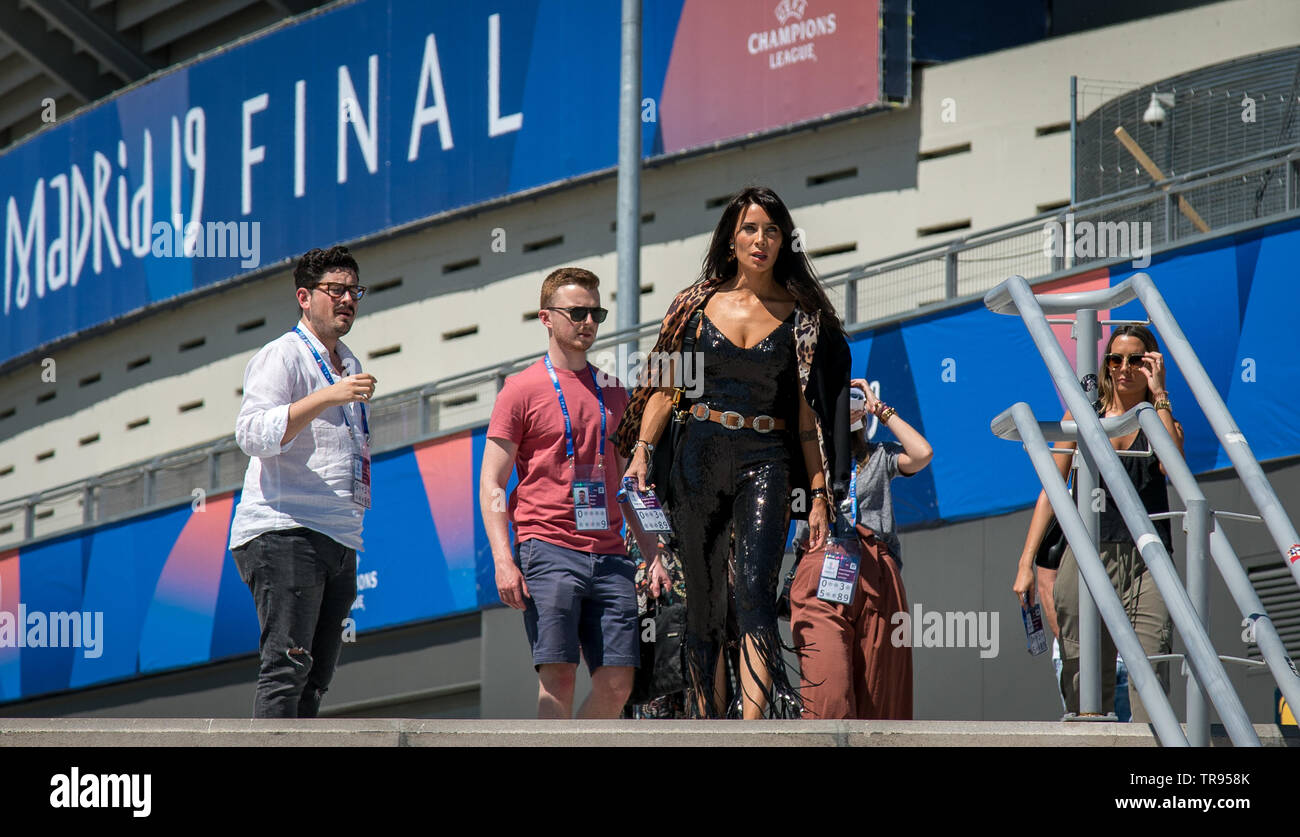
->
[791,378,932,720]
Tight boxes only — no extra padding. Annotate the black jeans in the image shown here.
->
[232,528,357,718]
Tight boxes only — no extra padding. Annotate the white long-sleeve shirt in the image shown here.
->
[228,327,367,551]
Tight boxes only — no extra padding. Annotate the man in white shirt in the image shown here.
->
[229,245,377,718]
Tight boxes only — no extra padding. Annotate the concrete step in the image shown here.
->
[0,718,1293,746]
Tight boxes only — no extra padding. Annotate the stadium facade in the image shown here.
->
[0,0,1297,722]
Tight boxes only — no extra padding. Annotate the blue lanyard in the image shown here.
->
[848,458,858,527]
[834,458,859,539]
[542,354,605,461]
[294,326,371,441]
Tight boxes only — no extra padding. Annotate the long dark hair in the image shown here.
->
[697,186,845,340]
[850,426,872,463]
[1099,324,1160,411]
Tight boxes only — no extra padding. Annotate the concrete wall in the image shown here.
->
[2,614,483,719]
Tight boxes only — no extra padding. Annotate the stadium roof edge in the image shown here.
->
[0,0,351,160]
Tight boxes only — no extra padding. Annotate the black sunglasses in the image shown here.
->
[1104,352,1147,370]
[314,282,367,300]
[545,306,608,324]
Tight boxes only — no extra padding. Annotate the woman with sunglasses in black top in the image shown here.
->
[1014,324,1182,721]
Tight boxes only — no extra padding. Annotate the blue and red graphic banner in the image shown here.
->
[1,0,882,368]
[862,218,1300,527]
[0,429,498,703]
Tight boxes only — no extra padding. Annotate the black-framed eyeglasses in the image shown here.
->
[545,306,608,324]
[1104,352,1146,370]
[314,282,367,300]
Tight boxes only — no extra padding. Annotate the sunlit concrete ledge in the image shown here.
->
[0,718,1291,747]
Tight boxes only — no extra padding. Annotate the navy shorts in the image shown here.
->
[514,538,639,672]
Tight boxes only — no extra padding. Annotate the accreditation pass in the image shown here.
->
[817,539,859,606]
[621,477,672,533]
[572,465,608,531]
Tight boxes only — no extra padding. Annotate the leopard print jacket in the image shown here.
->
[614,282,833,496]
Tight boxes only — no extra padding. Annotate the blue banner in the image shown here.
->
[2,0,884,368]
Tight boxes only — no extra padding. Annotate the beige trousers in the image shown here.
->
[1055,542,1173,722]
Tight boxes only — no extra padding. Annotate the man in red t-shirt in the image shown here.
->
[481,267,668,719]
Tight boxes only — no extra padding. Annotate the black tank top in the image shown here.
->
[1097,424,1174,553]
[697,310,798,420]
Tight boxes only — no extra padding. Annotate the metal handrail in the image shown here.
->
[996,401,1189,746]
[988,274,1261,747]
[815,142,1300,284]
[987,402,1294,738]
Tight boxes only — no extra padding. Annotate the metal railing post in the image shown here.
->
[843,275,858,326]
[1051,213,1066,274]
[944,246,958,299]
[1163,191,1174,245]
[1184,495,1212,747]
[1074,308,1103,716]
[142,464,155,507]
[417,389,429,436]
[1286,159,1294,212]
[427,393,440,433]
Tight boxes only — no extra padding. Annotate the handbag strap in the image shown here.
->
[683,309,703,352]
[671,310,704,411]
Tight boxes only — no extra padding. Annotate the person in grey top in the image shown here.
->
[790,376,932,719]
[852,431,908,563]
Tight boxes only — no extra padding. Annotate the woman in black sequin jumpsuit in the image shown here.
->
[623,187,849,718]
[667,308,799,716]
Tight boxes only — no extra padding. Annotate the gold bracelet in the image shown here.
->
[878,406,897,423]
[1153,397,1171,412]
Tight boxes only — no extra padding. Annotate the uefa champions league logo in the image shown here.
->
[750,0,832,68]
[774,0,808,25]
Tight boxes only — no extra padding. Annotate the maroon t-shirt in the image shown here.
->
[487,357,629,554]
